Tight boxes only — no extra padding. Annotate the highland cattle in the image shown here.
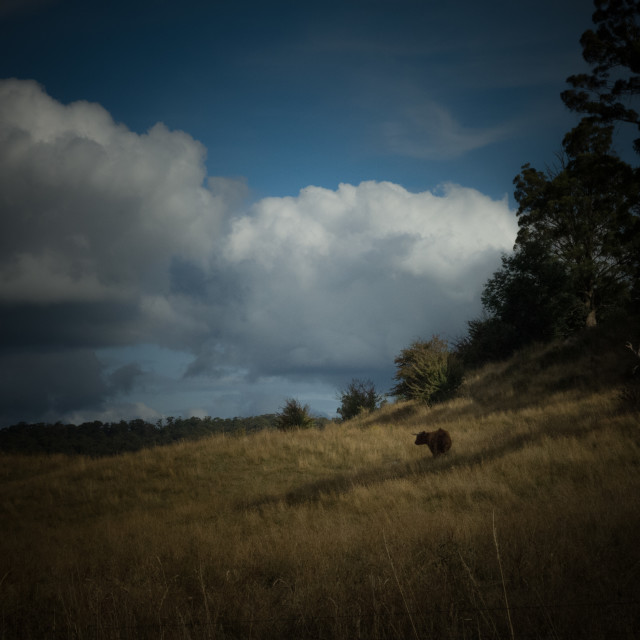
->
[413,428,452,457]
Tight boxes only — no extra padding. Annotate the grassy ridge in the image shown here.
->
[1,328,639,639]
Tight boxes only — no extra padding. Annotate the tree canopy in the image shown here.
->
[481,240,582,342]
[513,121,638,327]
[275,399,315,431]
[337,378,382,421]
[561,0,640,153]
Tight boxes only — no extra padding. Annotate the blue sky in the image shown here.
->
[0,0,600,424]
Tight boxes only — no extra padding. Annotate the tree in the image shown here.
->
[513,121,638,327]
[561,0,640,153]
[337,378,382,421]
[391,336,463,405]
[454,316,520,367]
[481,241,583,343]
[275,398,315,431]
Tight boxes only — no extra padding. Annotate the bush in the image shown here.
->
[391,336,463,405]
[454,317,520,367]
[275,398,315,431]
[481,242,585,343]
[337,378,382,421]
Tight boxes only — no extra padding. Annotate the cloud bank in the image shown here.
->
[0,79,517,424]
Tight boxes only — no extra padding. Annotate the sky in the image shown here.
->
[0,0,599,425]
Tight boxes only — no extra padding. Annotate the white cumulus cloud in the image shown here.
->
[211,180,517,379]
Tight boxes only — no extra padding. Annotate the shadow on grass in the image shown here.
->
[241,416,603,513]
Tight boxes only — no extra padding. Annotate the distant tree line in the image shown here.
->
[0,415,279,457]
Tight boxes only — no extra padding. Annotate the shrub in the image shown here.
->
[337,378,382,421]
[454,317,520,367]
[391,335,463,405]
[275,398,315,431]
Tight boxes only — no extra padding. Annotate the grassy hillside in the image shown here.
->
[1,323,639,639]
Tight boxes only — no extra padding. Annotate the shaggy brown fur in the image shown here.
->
[413,428,452,457]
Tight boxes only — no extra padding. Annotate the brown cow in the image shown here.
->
[413,428,452,457]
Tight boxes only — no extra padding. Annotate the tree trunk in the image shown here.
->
[584,288,597,327]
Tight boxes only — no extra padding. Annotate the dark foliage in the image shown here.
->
[0,414,278,457]
[454,317,521,367]
[275,398,315,431]
[336,378,382,421]
[561,0,640,153]
[513,121,638,327]
[482,242,585,342]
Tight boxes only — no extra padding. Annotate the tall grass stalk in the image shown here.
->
[383,529,419,640]
[493,510,515,640]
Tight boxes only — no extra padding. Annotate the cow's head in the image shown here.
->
[413,431,429,445]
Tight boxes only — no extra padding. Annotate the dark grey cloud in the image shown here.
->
[0,302,140,349]
[0,0,57,18]
[0,79,240,424]
[0,349,108,426]
[170,258,209,298]
[107,363,144,396]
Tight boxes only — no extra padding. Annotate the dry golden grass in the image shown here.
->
[1,327,639,639]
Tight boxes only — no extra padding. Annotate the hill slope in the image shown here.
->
[1,323,639,639]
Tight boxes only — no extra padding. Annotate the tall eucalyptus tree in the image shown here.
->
[513,121,638,326]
